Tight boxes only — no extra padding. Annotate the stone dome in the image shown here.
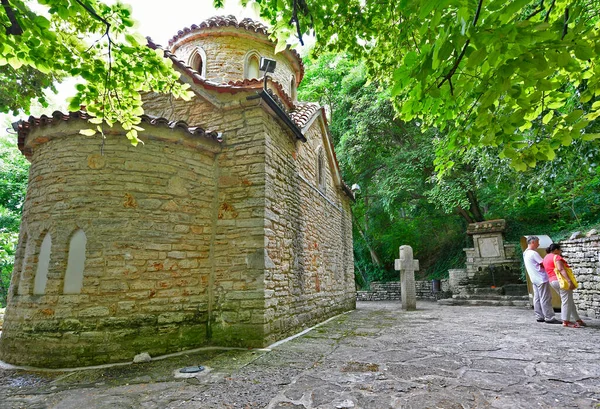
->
[167,15,304,100]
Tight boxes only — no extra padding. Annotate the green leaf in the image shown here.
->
[581,133,600,141]
[574,43,594,61]
[559,132,573,146]
[512,159,528,171]
[542,111,553,124]
[467,48,487,68]
[501,0,532,22]
[79,129,97,136]
[564,109,583,124]
[404,51,418,68]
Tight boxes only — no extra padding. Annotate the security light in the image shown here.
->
[259,57,277,73]
[351,183,361,194]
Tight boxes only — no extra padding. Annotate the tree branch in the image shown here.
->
[544,0,556,22]
[525,0,545,20]
[74,0,111,32]
[288,0,312,46]
[438,0,484,94]
[2,0,23,35]
[466,190,484,221]
[562,8,569,39]
[289,0,304,46]
[455,206,474,223]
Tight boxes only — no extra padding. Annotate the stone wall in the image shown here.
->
[356,280,450,302]
[1,85,355,368]
[144,88,356,344]
[1,121,233,367]
[263,113,355,344]
[559,236,600,318]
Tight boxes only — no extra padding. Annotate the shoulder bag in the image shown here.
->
[554,255,579,290]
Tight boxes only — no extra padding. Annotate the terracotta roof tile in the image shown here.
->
[15,111,221,155]
[169,15,268,45]
[169,15,269,44]
[139,115,222,141]
[167,15,304,83]
[289,102,321,129]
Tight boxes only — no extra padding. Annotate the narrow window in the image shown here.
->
[317,148,326,192]
[33,232,52,295]
[188,47,207,77]
[247,55,260,79]
[63,230,87,294]
[290,76,297,101]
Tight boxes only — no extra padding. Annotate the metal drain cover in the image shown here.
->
[179,365,205,373]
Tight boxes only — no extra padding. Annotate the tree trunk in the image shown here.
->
[455,206,474,224]
[351,212,382,267]
[466,190,485,222]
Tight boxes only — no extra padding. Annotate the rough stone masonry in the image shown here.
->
[0,16,356,368]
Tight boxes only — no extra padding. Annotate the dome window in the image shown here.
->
[245,52,261,80]
[188,47,207,77]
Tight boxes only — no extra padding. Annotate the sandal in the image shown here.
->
[563,321,581,328]
[576,319,587,327]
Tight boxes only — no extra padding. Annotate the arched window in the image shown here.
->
[63,230,87,294]
[317,148,326,192]
[33,232,52,295]
[290,76,297,101]
[188,47,207,77]
[245,52,261,80]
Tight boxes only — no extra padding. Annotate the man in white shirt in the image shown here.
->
[523,236,560,323]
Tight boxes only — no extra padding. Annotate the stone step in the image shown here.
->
[454,284,529,297]
[473,287,505,295]
[452,294,529,301]
[437,298,531,307]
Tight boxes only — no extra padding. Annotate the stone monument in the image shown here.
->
[463,219,521,286]
[447,219,524,298]
[395,245,419,311]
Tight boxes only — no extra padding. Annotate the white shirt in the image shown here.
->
[523,249,548,285]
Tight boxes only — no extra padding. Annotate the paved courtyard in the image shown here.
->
[1,301,599,408]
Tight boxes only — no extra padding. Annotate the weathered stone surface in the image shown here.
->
[395,245,418,311]
[559,235,600,318]
[0,20,355,368]
[1,302,598,408]
[570,231,584,239]
[133,352,152,363]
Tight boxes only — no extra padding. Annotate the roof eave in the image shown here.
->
[258,90,307,143]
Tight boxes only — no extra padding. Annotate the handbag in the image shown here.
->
[553,255,578,290]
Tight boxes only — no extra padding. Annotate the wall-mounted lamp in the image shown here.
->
[259,57,277,89]
[259,57,277,73]
[351,183,361,194]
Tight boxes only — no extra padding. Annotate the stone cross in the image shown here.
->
[395,245,419,311]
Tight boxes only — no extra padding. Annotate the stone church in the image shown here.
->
[0,16,356,368]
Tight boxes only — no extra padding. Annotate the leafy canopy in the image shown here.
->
[1,0,193,144]
[244,0,600,171]
[0,135,29,307]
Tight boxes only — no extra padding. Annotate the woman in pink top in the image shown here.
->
[542,243,586,328]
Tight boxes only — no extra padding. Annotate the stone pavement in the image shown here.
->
[1,301,599,409]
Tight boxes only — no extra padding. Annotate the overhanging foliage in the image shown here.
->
[243,0,600,171]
